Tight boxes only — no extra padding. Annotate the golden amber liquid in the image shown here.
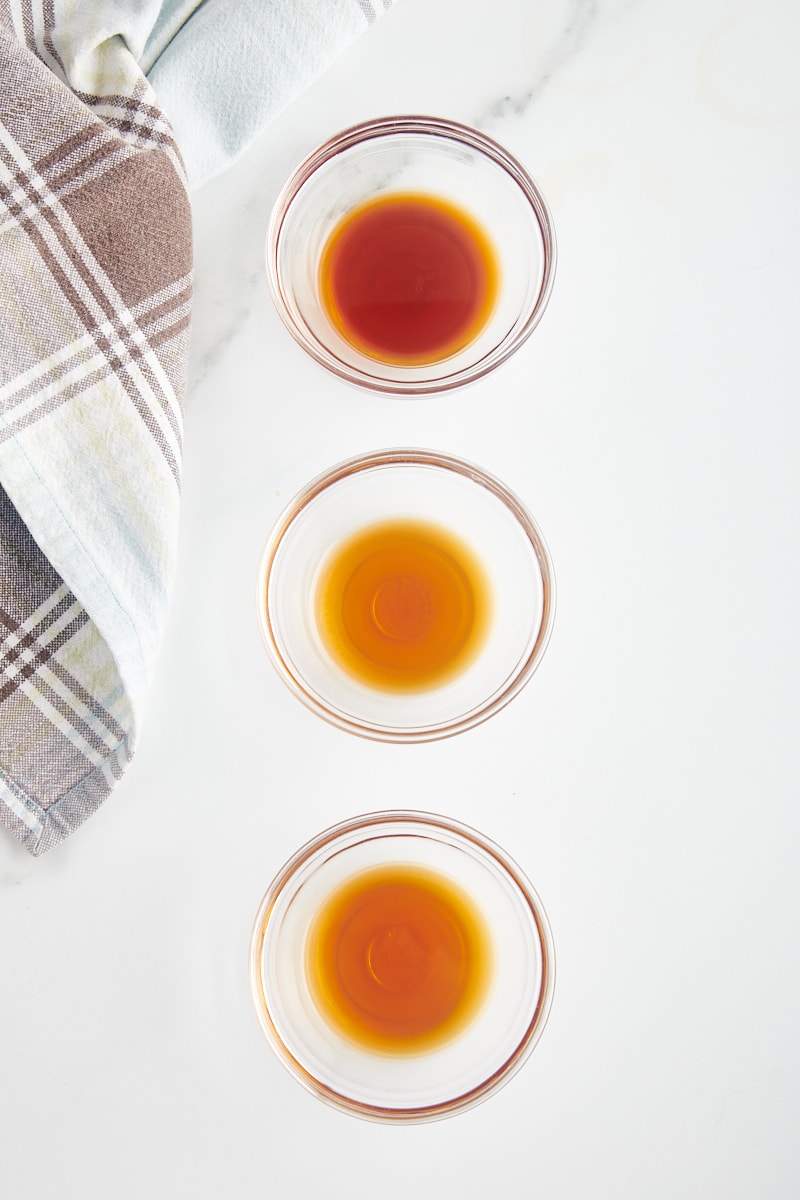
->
[307,864,493,1053]
[318,191,499,365]
[315,517,492,692]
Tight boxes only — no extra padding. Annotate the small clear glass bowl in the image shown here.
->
[265,115,556,394]
[249,811,555,1123]
[256,448,555,742]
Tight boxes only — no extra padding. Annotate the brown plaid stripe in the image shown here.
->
[0,587,89,699]
[0,483,134,852]
[0,116,189,480]
[0,279,192,444]
[0,126,139,232]
[0,621,131,761]
[79,92,184,154]
[0,590,130,767]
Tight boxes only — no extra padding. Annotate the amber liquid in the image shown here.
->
[319,191,499,365]
[315,517,492,693]
[307,864,493,1053]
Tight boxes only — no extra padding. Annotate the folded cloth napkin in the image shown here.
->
[0,0,391,855]
[146,0,394,190]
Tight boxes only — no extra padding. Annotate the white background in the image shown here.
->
[2,0,799,1195]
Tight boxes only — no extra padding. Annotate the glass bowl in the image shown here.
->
[256,449,555,742]
[265,116,556,394]
[249,811,555,1123]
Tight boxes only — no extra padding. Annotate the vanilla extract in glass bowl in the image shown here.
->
[256,448,555,742]
[249,811,555,1122]
[265,116,556,394]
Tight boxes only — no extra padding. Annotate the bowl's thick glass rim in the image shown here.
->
[255,447,556,743]
[265,115,557,396]
[248,809,556,1124]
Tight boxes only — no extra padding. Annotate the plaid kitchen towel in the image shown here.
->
[0,6,192,856]
[0,0,391,856]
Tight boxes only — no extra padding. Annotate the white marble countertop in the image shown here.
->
[3,0,799,1195]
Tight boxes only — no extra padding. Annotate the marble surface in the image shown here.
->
[2,0,800,1195]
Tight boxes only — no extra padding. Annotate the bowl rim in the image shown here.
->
[255,447,556,743]
[248,808,556,1123]
[265,114,557,395]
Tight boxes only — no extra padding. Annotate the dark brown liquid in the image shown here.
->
[319,191,499,364]
[307,864,493,1053]
[315,517,492,692]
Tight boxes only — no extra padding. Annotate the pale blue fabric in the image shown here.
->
[146,0,387,189]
